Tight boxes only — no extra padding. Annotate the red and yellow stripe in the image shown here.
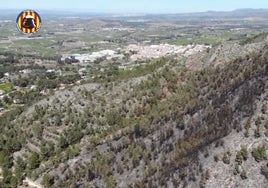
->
[17,10,41,34]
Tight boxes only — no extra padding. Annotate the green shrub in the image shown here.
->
[222,152,231,164]
[261,163,268,179]
[42,174,54,188]
[240,146,248,161]
[252,144,267,162]
[254,124,261,138]
[28,152,41,170]
[240,169,248,179]
[255,116,262,126]
[105,109,122,126]
[234,163,241,175]
[235,152,243,165]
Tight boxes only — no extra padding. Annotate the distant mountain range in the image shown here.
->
[165,8,268,20]
[0,8,268,19]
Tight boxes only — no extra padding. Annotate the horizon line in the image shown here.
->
[0,8,267,15]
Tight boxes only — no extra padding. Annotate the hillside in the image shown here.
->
[0,31,267,188]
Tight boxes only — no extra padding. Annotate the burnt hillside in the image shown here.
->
[0,37,268,188]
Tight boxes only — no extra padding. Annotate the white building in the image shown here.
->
[67,50,123,64]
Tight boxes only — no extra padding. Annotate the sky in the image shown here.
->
[0,0,268,13]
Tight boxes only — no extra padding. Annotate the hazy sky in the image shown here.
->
[0,0,268,13]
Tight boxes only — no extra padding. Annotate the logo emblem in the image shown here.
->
[16,10,42,34]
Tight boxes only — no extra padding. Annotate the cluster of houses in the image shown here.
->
[125,43,211,61]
